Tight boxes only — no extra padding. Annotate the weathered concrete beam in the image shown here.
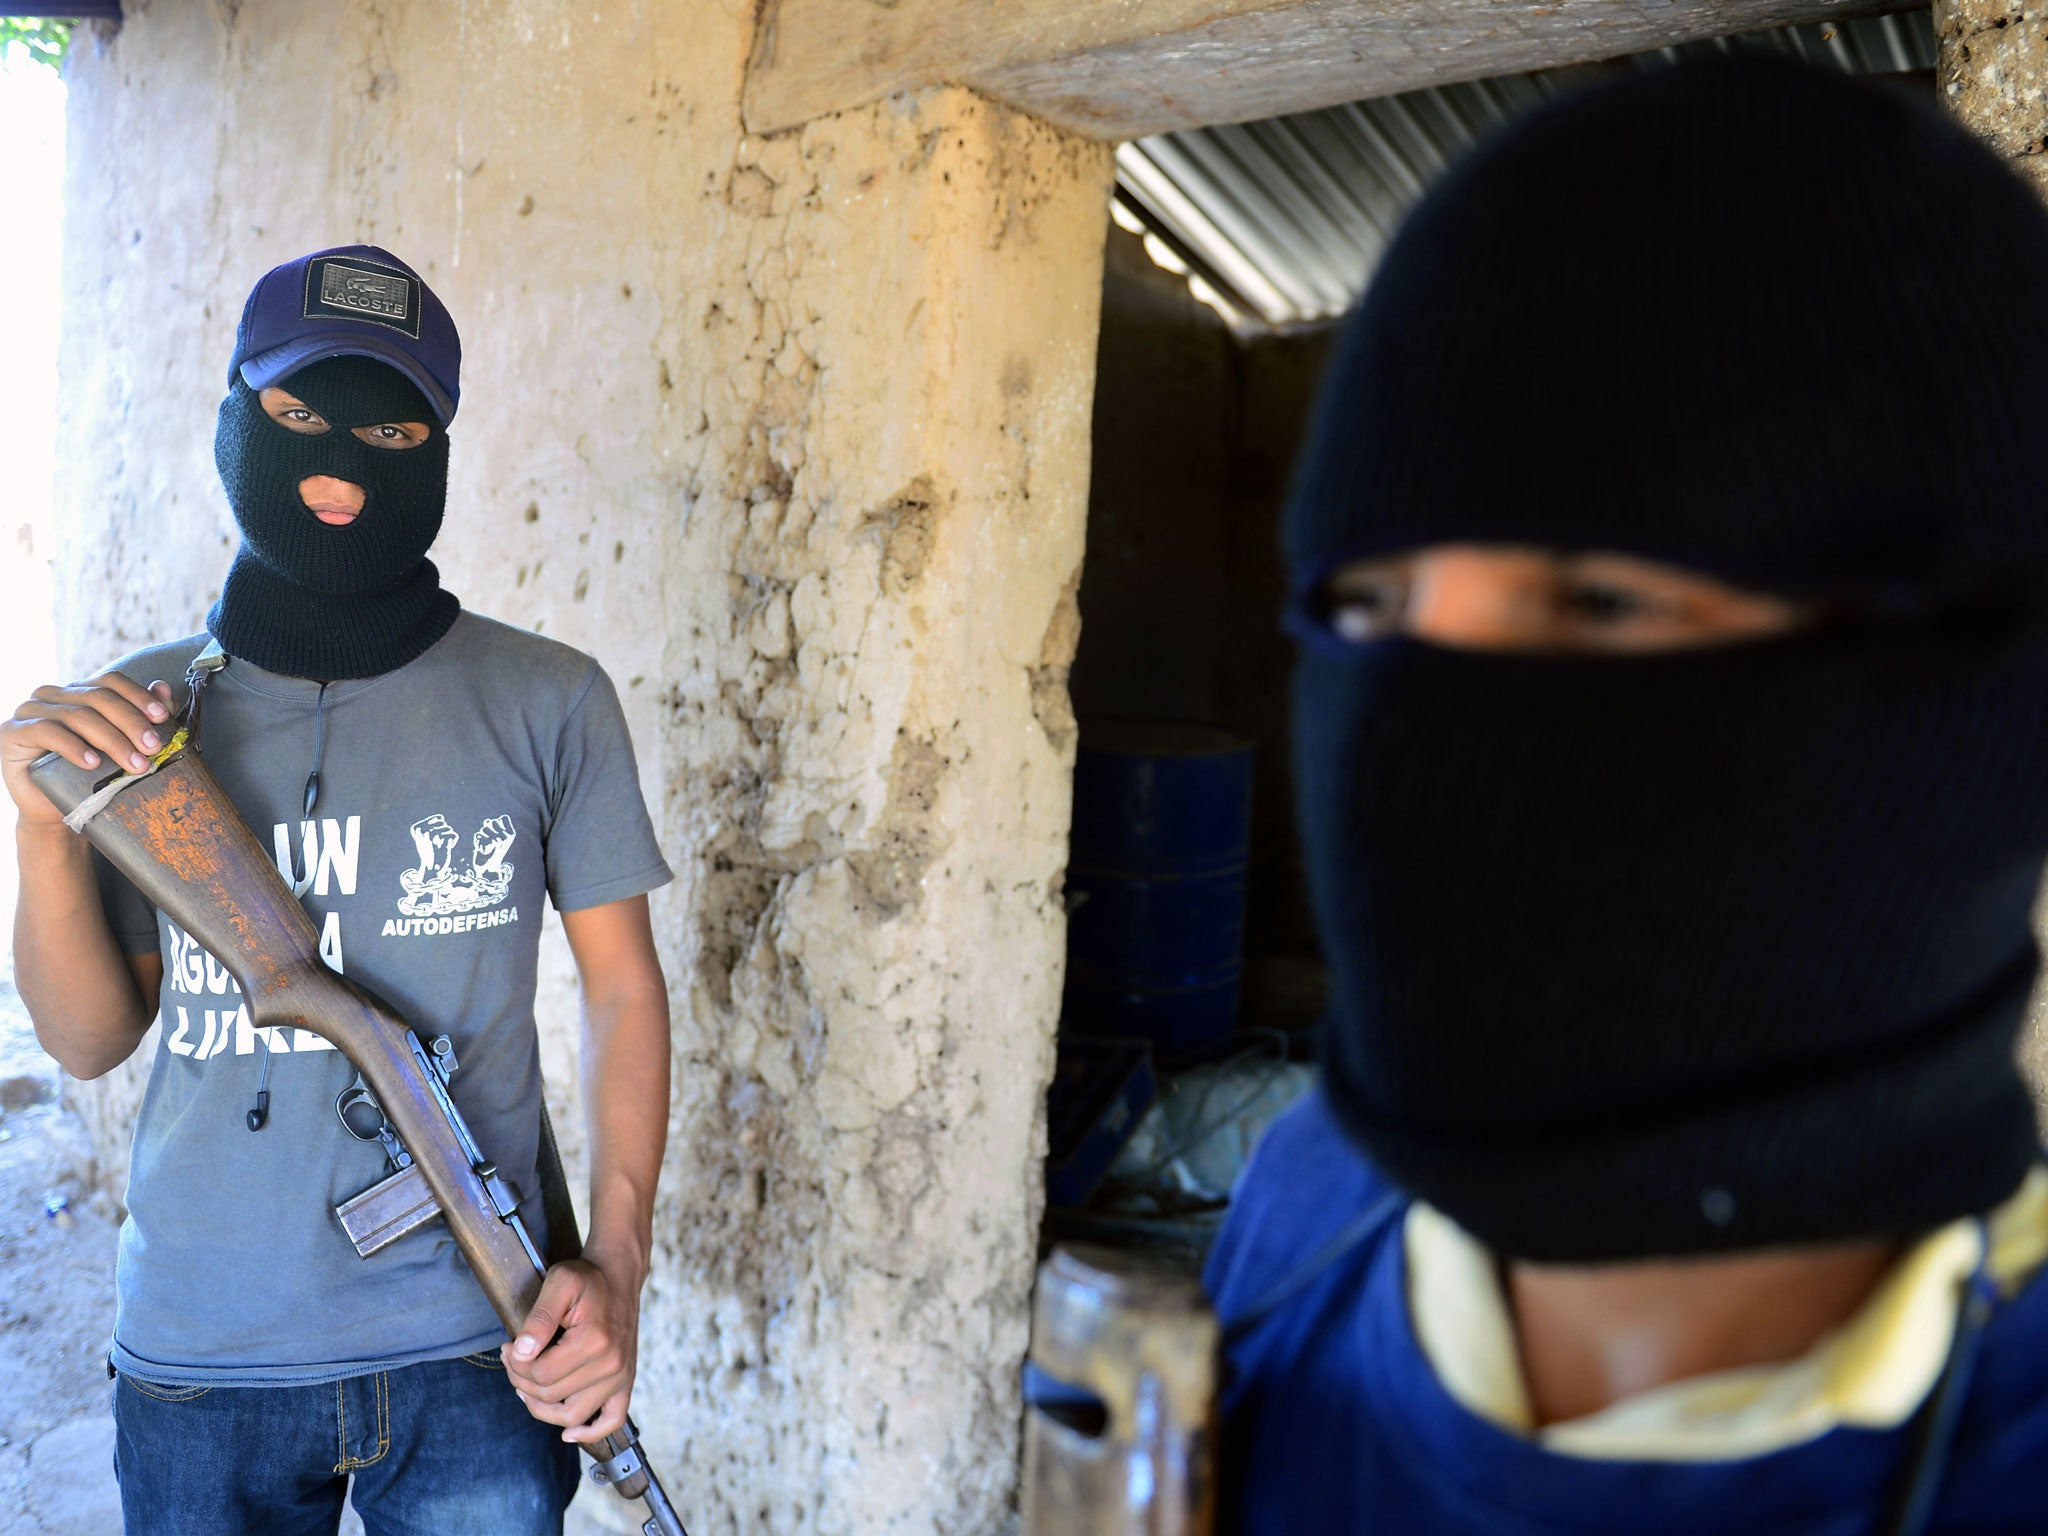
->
[747,0,1918,139]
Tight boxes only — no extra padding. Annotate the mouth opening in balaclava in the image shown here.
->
[208,354,460,680]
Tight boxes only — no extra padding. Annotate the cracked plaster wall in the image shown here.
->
[1938,0,2048,197]
[52,2,1113,1531]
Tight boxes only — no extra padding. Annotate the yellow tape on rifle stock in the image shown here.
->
[59,726,194,834]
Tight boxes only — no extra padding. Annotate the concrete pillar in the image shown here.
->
[1936,2,2048,197]
[54,4,1111,1531]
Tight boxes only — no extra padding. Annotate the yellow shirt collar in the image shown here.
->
[1405,1166,2048,1462]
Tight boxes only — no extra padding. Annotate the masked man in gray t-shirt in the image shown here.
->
[0,245,675,1535]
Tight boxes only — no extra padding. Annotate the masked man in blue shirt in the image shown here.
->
[1209,54,2048,1535]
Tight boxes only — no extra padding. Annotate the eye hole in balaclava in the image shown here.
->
[214,354,449,597]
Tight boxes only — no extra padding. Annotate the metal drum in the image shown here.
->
[1063,721,1254,1058]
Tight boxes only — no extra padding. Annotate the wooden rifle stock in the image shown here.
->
[31,741,688,1535]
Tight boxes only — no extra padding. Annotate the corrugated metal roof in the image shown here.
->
[1115,8,1938,330]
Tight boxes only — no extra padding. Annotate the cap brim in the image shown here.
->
[239,334,457,426]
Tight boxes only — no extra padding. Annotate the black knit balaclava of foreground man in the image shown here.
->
[1287,53,2048,1263]
[209,353,458,680]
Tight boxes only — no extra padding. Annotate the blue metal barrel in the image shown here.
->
[1062,720,1255,1057]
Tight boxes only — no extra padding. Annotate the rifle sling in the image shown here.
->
[536,1099,585,1268]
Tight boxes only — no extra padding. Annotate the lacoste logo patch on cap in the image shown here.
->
[302,256,421,337]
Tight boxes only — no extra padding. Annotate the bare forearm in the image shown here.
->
[14,823,153,1077]
[517,895,667,1440]
[579,983,670,1283]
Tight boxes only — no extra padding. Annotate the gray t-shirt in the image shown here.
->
[95,613,671,1385]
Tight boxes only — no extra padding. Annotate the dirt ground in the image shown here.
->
[0,960,123,1536]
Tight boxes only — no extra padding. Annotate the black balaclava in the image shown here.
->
[209,354,459,679]
[1286,53,2048,1263]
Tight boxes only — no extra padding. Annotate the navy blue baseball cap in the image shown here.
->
[228,245,461,424]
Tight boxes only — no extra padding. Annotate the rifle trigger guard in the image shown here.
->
[336,1078,386,1141]
[336,1078,413,1172]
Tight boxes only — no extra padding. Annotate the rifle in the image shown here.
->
[30,718,690,1536]
[1021,1244,1218,1536]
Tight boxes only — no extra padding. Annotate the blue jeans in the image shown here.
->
[113,1352,582,1536]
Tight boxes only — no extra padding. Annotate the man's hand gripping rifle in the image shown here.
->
[29,693,689,1536]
